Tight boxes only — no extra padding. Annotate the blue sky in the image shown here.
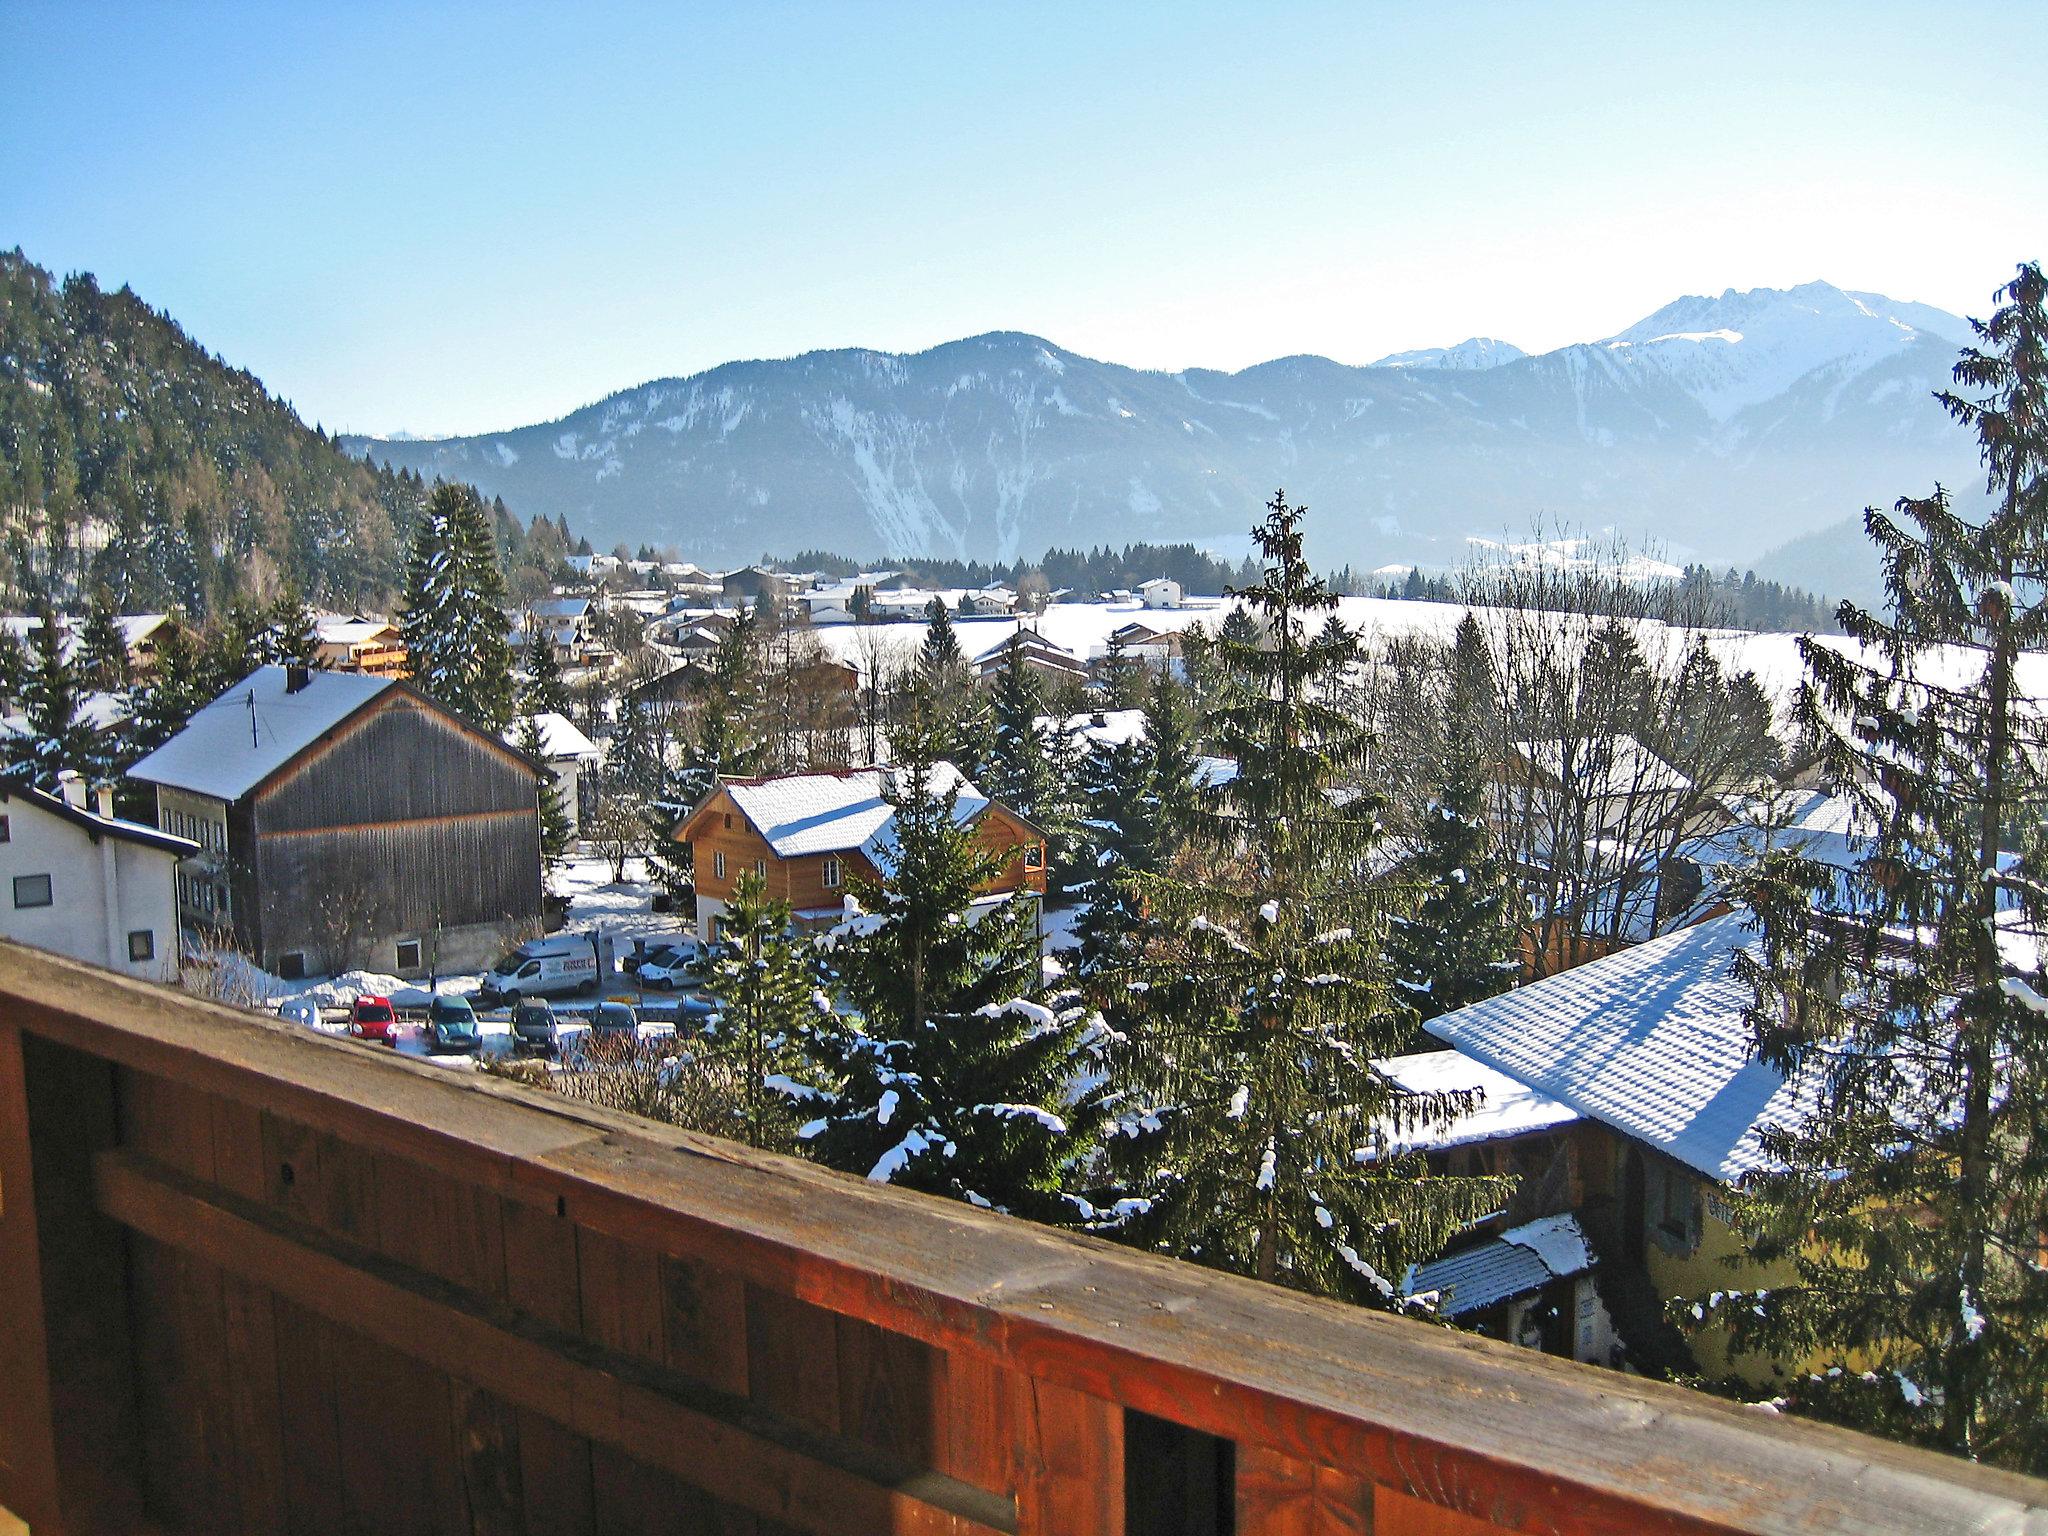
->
[4,2,2043,437]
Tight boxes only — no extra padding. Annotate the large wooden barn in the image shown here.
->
[129,665,545,980]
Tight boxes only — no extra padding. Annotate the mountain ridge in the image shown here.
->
[343,281,1984,573]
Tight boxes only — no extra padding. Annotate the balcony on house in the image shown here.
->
[1,944,2040,1536]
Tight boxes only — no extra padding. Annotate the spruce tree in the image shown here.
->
[520,627,572,717]
[1099,626,1144,708]
[8,607,93,786]
[1075,670,1201,975]
[1703,263,2048,1471]
[1388,614,1520,1026]
[1102,492,1508,1301]
[916,597,988,775]
[689,872,826,1153]
[516,712,575,872]
[802,692,1107,1218]
[76,586,130,691]
[125,617,210,759]
[401,482,516,733]
[984,639,1052,821]
[269,585,320,668]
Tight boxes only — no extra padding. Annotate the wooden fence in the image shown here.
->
[2,943,2042,1536]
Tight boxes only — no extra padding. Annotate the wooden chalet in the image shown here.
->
[972,630,1089,689]
[676,765,1045,941]
[313,616,410,677]
[127,664,545,980]
[1,946,2039,1536]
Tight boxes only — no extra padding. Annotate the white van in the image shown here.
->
[477,937,601,1005]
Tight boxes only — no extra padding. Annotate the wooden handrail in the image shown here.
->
[1,940,2043,1536]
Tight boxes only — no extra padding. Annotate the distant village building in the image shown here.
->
[1105,620,1187,677]
[128,665,545,981]
[1139,577,1184,610]
[518,597,593,661]
[0,773,194,984]
[972,630,1089,689]
[721,566,797,607]
[675,766,1046,943]
[314,616,409,677]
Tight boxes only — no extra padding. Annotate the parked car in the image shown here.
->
[348,995,398,1045]
[423,993,481,1054]
[510,999,561,1055]
[635,943,705,990]
[625,940,686,979]
[589,1001,638,1039]
[277,997,324,1030]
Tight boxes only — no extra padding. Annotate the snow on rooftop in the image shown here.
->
[1402,1213,1596,1317]
[722,765,990,865]
[1374,1050,1582,1153]
[128,666,397,802]
[1427,912,1813,1184]
[510,712,597,760]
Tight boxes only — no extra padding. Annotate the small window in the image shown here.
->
[822,856,842,889]
[714,851,727,879]
[724,813,733,829]
[128,930,155,962]
[278,952,308,982]
[0,814,10,842]
[395,939,423,970]
[12,873,52,909]
[1024,844,1044,869]
[756,859,767,878]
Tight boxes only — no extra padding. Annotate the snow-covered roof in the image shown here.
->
[1059,709,1146,750]
[1374,1050,1582,1153]
[1427,912,1811,1183]
[315,616,398,645]
[0,780,198,858]
[1403,1214,1595,1317]
[1514,734,1691,797]
[528,597,590,619]
[128,666,397,802]
[1,690,128,738]
[509,712,596,761]
[718,765,992,865]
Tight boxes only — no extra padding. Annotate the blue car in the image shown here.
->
[424,993,481,1054]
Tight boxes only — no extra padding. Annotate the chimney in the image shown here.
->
[93,781,114,819]
[55,769,86,810]
[285,664,312,695]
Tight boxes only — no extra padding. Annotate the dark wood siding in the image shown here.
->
[243,693,542,967]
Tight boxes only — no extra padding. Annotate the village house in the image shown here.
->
[517,596,594,661]
[973,629,1090,689]
[1106,619,1187,675]
[1139,576,1184,610]
[0,771,195,984]
[1420,911,1832,1384]
[127,665,545,981]
[675,765,1046,943]
[313,615,409,677]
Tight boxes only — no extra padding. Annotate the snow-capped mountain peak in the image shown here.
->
[1371,336,1527,371]
[1594,280,1968,422]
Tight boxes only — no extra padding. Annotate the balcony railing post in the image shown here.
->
[0,1022,146,1534]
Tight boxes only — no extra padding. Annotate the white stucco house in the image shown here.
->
[1139,577,1184,610]
[0,773,197,983]
[508,712,600,834]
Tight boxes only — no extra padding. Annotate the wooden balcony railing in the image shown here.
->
[2,942,2042,1536]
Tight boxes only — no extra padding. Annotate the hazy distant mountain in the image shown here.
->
[1370,337,1527,371]
[346,281,1984,572]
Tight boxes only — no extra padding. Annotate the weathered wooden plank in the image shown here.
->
[1236,1445,1373,1536]
[0,1021,60,1531]
[96,1150,1013,1536]
[503,1187,601,1536]
[838,1316,946,1469]
[1374,1486,1499,1536]
[270,1298,349,1536]
[5,1032,145,1534]
[746,1284,843,1437]
[450,1380,528,1536]
[220,1271,293,1536]
[940,1352,1018,1500]
[580,1226,668,1363]
[662,1250,750,1396]
[1012,1375,1122,1536]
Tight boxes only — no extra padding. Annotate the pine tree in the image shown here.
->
[125,617,211,759]
[269,585,320,668]
[7,607,94,787]
[516,712,575,872]
[1702,263,2048,1471]
[520,627,571,717]
[1099,627,1144,708]
[916,597,988,774]
[689,871,826,1153]
[1388,614,1520,1026]
[1102,492,1508,1301]
[76,586,130,691]
[984,639,1052,819]
[802,693,1108,1218]
[401,483,516,733]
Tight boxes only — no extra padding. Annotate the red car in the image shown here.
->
[348,995,398,1045]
